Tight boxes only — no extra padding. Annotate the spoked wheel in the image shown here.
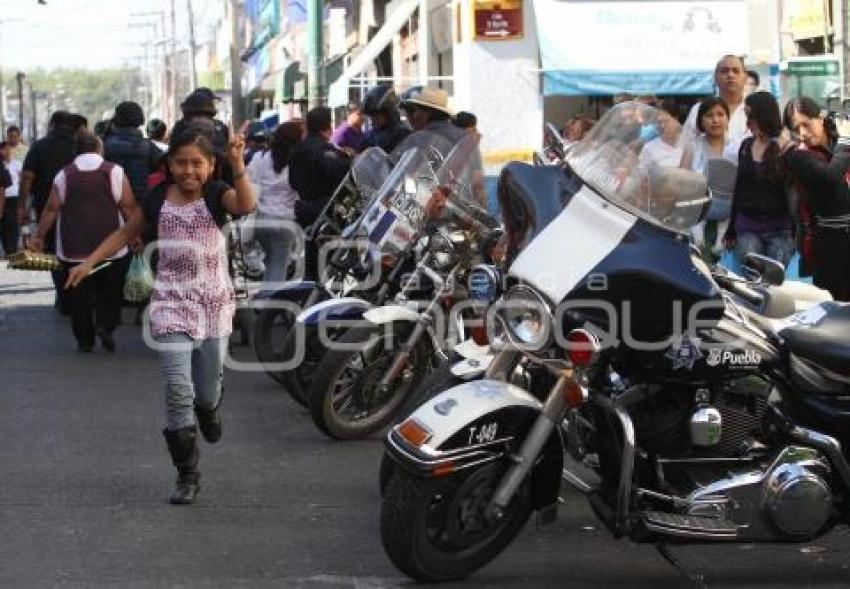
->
[380,460,533,582]
[280,324,342,407]
[308,322,431,440]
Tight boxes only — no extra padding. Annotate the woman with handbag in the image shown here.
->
[65,122,255,504]
[783,97,850,301]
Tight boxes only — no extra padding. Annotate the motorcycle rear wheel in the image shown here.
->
[253,307,296,385]
[380,460,532,582]
[308,322,431,440]
[279,325,336,407]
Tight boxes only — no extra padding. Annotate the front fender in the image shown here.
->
[362,304,420,326]
[296,297,374,326]
[385,380,563,509]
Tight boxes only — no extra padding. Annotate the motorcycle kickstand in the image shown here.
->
[656,544,707,589]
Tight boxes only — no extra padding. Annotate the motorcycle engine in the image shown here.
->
[624,376,771,458]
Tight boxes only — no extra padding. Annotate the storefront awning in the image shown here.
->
[327,0,418,107]
[533,0,749,96]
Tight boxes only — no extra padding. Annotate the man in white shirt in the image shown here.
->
[685,55,749,153]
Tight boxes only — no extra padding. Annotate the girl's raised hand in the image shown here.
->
[227,121,250,169]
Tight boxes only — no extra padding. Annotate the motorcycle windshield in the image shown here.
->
[565,102,710,233]
[509,103,721,325]
[357,135,497,256]
[350,147,393,207]
[355,147,440,255]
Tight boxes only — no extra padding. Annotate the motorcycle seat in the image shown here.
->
[780,302,850,376]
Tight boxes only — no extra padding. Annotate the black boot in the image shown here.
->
[162,426,200,504]
[194,395,223,444]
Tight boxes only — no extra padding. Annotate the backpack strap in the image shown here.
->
[203,180,232,228]
[141,182,168,242]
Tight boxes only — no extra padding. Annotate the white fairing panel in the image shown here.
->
[295,297,372,323]
[408,380,542,449]
[509,186,637,302]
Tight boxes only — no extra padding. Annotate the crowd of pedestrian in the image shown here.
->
[567,53,850,302]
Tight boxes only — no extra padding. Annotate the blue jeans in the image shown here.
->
[735,230,794,267]
[155,333,227,430]
[255,212,295,285]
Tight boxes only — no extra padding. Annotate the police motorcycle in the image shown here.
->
[379,102,850,583]
[252,147,393,398]
[255,139,456,405]
[304,135,502,440]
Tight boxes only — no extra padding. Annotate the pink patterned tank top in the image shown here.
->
[150,199,235,340]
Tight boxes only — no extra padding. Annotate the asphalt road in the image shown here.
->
[2,263,850,588]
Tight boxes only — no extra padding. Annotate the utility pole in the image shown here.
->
[170,0,180,121]
[28,82,36,141]
[843,0,850,103]
[229,0,244,128]
[15,72,25,133]
[186,0,198,89]
[307,0,324,108]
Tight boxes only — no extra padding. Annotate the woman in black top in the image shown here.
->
[784,97,850,301]
[724,92,794,266]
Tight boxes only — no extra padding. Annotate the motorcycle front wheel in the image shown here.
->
[308,322,431,440]
[380,459,533,582]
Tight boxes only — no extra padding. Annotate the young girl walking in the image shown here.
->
[66,122,255,504]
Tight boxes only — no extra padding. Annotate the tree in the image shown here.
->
[4,67,146,134]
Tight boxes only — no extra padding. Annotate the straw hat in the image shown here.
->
[401,86,453,116]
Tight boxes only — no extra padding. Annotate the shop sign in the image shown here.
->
[787,60,839,76]
[784,0,828,41]
[473,0,523,41]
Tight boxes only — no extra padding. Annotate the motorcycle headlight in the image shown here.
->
[468,264,502,304]
[493,285,553,352]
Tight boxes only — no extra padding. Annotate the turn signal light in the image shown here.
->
[397,418,432,447]
[565,329,600,367]
[563,380,588,408]
[432,461,455,477]
[469,324,489,346]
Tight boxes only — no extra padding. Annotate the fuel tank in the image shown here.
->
[642,305,784,381]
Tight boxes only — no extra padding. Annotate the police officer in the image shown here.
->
[171,88,233,184]
[360,85,411,154]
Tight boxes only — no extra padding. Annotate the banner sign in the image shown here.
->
[534,0,749,96]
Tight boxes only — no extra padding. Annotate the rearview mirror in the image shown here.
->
[742,253,785,286]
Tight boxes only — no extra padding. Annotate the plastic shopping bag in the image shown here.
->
[123,254,155,302]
